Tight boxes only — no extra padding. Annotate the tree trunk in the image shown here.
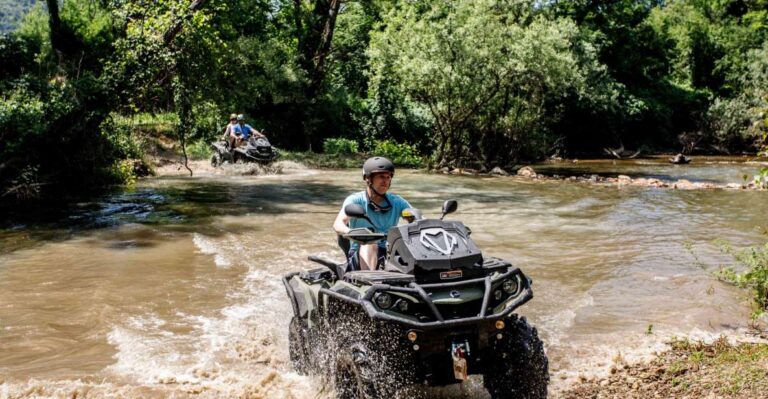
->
[294,0,344,149]
[172,73,193,177]
[46,0,62,50]
[46,0,76,61]
[308,0,341,97]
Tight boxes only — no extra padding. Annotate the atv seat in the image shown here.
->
[308,255,347,280]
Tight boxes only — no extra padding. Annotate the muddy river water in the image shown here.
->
[0,158,766,398]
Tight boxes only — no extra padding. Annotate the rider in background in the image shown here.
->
[224,114,239,149]
[233,114,265,146]
[333,157,412,271]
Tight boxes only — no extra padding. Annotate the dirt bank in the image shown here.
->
[560,336,768,399]
[148,156,308,177]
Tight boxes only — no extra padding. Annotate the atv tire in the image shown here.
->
[289,317,310,375]
[335,340,412,399]
[211,153,222,167]
[335,342,378,399]
[484,316,549,399]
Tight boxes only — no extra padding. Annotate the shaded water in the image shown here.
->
[1,160,766,398]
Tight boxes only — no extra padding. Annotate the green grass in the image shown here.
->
[113,112,178,135]
[666,337,768,395]
[563,336,768,398]
[280,151,368,169]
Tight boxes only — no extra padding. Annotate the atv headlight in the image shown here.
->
[396,299,409,312]
[502,278,519,295]
[375,293,393,309]
[493,289,503,301]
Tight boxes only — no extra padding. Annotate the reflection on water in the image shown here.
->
[0,160,766,397]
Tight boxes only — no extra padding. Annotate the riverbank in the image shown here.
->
[561,336,768,399]
[148,151,768,191]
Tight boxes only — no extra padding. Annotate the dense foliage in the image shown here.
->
[368,0,616,167]
[0,0,34,33]
[323,138,359,155]
[1,0,767,199]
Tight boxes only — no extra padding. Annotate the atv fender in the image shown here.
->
[283,272,302,316]
[282,270,331,326]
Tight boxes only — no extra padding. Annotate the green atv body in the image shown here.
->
[283,201,548,398]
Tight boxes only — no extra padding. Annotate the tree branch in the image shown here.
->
[163,0,209,45]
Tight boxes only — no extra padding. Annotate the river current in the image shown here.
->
[0,158,766,398]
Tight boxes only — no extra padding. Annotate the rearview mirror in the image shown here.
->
[440,199,458,220]
[344,203,376,227]
[344,203,367,219]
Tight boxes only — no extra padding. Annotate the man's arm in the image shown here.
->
[248,126,265,138]
[333,207,350,235]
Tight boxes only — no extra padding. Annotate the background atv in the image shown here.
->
[210,136,279,166]
[282,200,549,398]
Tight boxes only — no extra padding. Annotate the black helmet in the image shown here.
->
[362,156,395,179]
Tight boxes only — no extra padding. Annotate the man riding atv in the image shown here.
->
[233,114,265,145]
[284,157,549,398]
[211,114,278,166]
[333,157,411,271]
[226,114,265,148]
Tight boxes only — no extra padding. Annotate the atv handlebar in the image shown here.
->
[343,228,386,244]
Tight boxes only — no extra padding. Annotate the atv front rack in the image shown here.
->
[318,267,533,330]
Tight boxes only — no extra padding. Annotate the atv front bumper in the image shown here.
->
[318,267,532,330]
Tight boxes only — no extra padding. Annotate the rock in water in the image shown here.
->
[669,153,691,164]
[517,166,537,178]
[490,166,508,176]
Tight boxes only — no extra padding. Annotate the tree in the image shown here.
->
[106,0,231,174]
[646,0,768,152]
[369,0,613,168]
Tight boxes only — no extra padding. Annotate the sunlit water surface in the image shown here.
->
[1,159,766,398]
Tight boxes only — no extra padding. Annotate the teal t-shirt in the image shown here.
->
[342,191,412,250]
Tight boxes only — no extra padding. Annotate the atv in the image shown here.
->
[210,135,279,167]
[282,200,549,398]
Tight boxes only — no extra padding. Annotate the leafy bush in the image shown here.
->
[323,137,359,154]
[187,139,213,160]
[281,150,365,168]
[108,159,137,185]
[706,42,768,153]
[0,86,46,156]
[101,116,144,159]
[188,102,224,141]
[707,97,755,150]
[756,118,768,189]
[717,239,768,320]
[372,139,422,167]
